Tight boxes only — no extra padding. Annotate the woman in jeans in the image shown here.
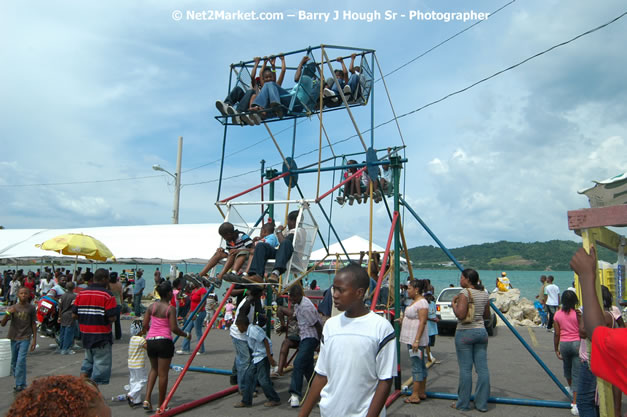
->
[553,290,581,415]
[399,279,430,404]
[451,269,491,412]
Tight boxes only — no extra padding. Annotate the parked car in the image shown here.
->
[435,287,496,336]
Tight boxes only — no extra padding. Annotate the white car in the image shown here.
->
[435,287,496,336]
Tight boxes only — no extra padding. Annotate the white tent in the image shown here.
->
[310,235,408,269]
[0,224,223,264]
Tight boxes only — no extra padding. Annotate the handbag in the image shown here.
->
[461,289,475,324]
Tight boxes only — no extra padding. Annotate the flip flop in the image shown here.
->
[143,400,152,411]
[404,397,421,404]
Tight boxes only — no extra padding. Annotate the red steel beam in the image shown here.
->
[220,172,289,203]
[315,166,367,203]
[152,386,239,417]
[160,284,237,410]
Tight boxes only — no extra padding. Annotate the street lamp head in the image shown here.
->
[152,164,164,172]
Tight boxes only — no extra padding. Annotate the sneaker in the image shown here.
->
[343,84,352,96]
[289,394,300,408]
[223,273,243,283]
[348,195,355,206]
[571,404,579,416]
[355,195,362,204]
[207,276,222,288]
[176,349,190,355]
[362,193,368,204]
[250,113,262,125]
[336,196,345,205]
[323,88,336,97]
[374,190,382,203]
[239,113,254,126]
[216,100,229,116]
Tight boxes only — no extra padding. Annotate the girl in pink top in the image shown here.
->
[142,281,189,413]
[398,279,430,404]
[224,299,235,328]
[553,290,581,411]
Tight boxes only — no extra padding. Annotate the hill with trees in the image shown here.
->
[408,240,617,270]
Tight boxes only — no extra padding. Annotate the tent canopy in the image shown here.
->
[0,224,222,264]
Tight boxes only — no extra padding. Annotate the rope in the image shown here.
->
[373,52,405,147]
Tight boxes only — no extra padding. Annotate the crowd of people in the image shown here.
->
[1,244,626,416]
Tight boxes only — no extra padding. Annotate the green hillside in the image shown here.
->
[408,240,617,271]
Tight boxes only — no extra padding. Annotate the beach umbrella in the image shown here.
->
[36,233,115,264]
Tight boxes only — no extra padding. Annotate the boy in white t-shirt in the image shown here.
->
[298,264,397,417]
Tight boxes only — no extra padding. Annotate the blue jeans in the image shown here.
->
[289,337,319,398]
[560,340,580,391]
[81,344,113,385]
[182,310,206,353]
[455,328,490,411]
[133,292,143,317]
[331,73,359,96]
[11,338,31,388]
[232,337,252,389]
[242,357,280,405]
[252,82,291,109]
[408,345,428,382]
[60,324,75,352]
[577,361,599,417]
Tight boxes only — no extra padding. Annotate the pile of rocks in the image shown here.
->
[489,288,541,327]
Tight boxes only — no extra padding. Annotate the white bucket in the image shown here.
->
[0,339,12,377]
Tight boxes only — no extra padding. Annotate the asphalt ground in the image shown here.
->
[1,319,624,417]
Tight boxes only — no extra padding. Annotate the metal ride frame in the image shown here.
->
[153,44,572,415]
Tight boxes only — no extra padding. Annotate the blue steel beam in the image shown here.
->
[399,197,572,401]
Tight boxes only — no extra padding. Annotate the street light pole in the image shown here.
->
[152,136,183,224]
[172,136,183,224]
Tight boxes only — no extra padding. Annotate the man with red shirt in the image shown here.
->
[177,277,208,355]
[72,268,118,385]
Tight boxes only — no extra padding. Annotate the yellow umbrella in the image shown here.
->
[36,233,115,262]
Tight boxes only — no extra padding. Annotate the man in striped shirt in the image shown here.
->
[279,284,322,408]
[72,268,118,385]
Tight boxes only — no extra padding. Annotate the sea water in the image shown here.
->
[15,263,575,301]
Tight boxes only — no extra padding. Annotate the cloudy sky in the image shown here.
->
[1,0,625,250]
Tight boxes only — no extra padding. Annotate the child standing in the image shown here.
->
[233,314,281,408]
[9,275,20,305]
[1,287,37,392]
[425,290,439,365]
[298,265,396,417]
[224,298,235,328]
[205,294,219,327]
[126,320,147,408]
[58,282,77,354]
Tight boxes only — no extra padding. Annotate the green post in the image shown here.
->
[265,168,278,337]
[391,154,402,391]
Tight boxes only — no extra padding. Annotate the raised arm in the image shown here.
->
[294,56,310,82]
[336,57,349,83]
[349,53,358,74]
[570,246,605,336]
[277,55,286,86]
[250,56,261,88]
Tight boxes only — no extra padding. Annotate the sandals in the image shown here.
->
[143,400,152,411]
[404,397,421,404]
